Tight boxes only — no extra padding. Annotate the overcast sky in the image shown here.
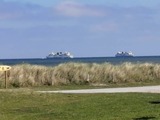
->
[1,0,160,58]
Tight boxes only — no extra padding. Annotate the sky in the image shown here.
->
[1,0,160,58]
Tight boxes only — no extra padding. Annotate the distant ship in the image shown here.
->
[46,52,73,59]
[115,51,134,57]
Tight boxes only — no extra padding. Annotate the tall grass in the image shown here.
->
[0,62,160,87]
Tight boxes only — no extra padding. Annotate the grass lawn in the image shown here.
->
[0,90,160,120]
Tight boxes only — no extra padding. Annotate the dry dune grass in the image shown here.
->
[0,62,160,87]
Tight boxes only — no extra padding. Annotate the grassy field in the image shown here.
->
[1,63,160,120]
[0,90,160,120]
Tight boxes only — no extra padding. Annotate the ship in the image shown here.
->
[115,51,134,57]
[46,52,73,59]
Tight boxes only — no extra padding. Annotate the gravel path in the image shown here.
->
[37,85,160,94]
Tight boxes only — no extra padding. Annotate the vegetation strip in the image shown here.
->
[1,62,160,88]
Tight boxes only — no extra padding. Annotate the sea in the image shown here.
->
[1,56,160,66]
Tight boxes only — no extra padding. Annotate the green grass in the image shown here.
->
[0,91,160,120]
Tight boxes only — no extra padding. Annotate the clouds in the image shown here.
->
[0,0,159,35]
[0,0,160,58]
[0,1,156,23]
[0,2,20,20]
[0,1,53,22]
[54,1,105,17]
[0,1,105,21]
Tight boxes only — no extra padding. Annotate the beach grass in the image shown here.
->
[0,91,160,120]
[0,62,160,88]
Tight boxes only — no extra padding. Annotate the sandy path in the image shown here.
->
[37,85,160,94]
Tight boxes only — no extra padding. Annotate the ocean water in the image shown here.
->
[1,56,160,66]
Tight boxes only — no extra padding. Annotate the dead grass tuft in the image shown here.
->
[0,62,160,87]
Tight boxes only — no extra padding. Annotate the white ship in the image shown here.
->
[115,51,134,57]
[46,52,73,59]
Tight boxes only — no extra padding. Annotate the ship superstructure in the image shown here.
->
[115,51,134,57]
[46,52,73,59]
